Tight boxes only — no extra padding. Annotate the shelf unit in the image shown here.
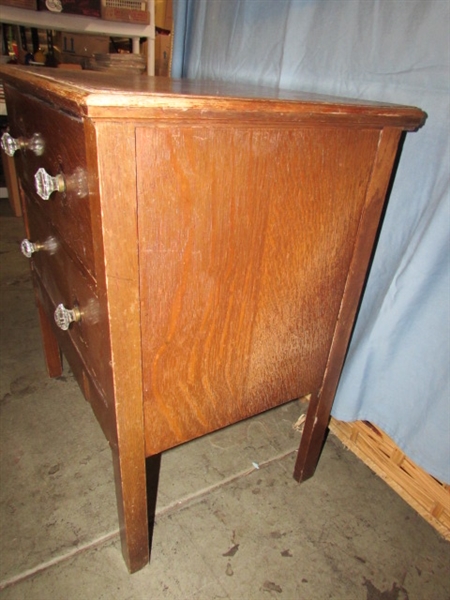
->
[0,4,155,75]
[0,5,155,210]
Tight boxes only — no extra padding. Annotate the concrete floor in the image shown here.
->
[0,198,449,600]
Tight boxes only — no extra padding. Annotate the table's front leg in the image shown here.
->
[111,444,161,573]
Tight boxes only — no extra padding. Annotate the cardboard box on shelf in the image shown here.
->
[155,0,172,31]
[37,0,101,17]
[155,33,170,76]
[101,0,149,25]
[0,0,37,9]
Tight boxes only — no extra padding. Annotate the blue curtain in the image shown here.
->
[171,0,450,483]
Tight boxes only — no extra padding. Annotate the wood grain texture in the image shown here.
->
[94,121,149,573]
[138,125,380,454]
[0,66,426,130]
[294,128,403,482]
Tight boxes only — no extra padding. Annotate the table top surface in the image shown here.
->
[0,65,426,130]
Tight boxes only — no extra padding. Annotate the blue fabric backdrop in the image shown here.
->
[172,0,450,483]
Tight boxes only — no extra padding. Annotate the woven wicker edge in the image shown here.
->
[329,418,450,541]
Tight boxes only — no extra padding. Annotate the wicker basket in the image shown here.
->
[101,0,149,24]
[329,418,450,540]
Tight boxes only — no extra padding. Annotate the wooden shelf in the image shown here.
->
[0,5,155,75]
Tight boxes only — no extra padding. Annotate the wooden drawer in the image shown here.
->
[33,275,115,445]
[4,86,96,276]
[22,191,112,401]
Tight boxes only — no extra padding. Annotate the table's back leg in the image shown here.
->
[294,128,404,484]
[35,296,63,378]
[293,392,329,482]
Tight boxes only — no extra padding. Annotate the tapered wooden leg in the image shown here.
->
[146,453,162,549]
[35,298,63,378]
[293,392,329,483]
[294,130,404,483]
[111,444,155,573]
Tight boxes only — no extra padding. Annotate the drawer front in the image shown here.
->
[34,276,115,445]
[22,191,112,400]
[4,85,96,276]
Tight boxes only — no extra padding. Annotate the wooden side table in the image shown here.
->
[0,65,426,572]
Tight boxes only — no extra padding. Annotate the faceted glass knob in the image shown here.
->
[20,238,43,258]
[54,303,81,331]
[34,167,65,200]
[20,236,58,258]
[1,132,20,157]
[1,132,44,157]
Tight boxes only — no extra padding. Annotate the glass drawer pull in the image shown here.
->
[34,167,65,200]
[54,303,81,331]
[1,132,44,157]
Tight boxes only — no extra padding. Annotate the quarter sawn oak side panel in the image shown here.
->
[137,125,380,454]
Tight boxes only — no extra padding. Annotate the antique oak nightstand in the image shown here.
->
[0,65,425,572]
